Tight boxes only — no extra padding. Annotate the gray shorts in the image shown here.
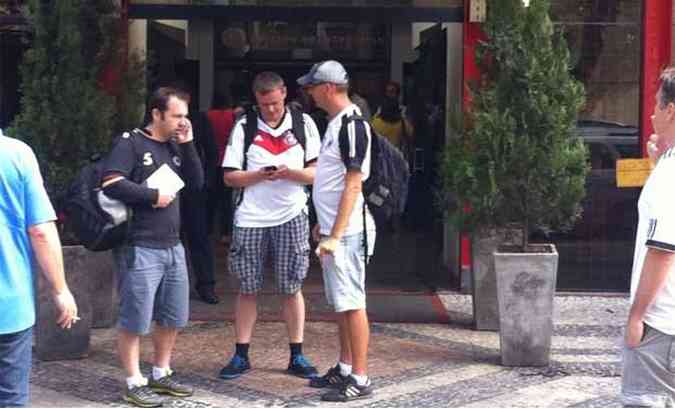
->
[229,213,310,295]
[621,323,675,407]
[113,244,190,335]
[320,229,375,313]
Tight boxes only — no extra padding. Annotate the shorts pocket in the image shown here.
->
[228,243,245,279]
[291,239,311,282]
[633,323,658,350]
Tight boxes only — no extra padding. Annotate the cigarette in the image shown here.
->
[72,316,81,322]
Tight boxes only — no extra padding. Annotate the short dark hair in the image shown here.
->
[147,87,189,116]
[252,71,285,95]
[658,68,675,109]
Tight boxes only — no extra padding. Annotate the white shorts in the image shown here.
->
[621,323,675,407]
[319,229,375,313]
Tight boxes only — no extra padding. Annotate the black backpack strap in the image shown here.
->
[338,115,371,268]
[337,115,351,166]
[112,128,146,264]
[289,107,307,163]
[337,114,368,167]
[242,108,258,172]
[363,202,369,269]
[128,128,147,184]
[234,109,259,208]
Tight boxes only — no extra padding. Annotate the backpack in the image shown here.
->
[63,129,144,251]
[338,114,410,225]
[233,107,307,206]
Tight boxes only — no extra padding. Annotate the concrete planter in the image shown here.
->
[35,246,114,360]
[471,228,522,331]
[89,251,116,329]
[494,244,558,367]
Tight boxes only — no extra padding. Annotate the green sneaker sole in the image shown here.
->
[149,385,193,398]
[123,394,163,408]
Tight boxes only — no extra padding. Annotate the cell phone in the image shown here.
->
[262,165,278,172]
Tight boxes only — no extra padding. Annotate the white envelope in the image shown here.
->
[145,164,185,196]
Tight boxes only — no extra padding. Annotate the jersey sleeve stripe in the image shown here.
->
[648,219,657,240]
[645,239,675,252]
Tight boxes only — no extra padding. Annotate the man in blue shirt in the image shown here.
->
[0,128,79,407]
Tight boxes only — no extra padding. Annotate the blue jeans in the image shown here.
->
[0,327,32,407]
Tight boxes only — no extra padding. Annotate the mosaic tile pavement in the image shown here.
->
[30,294,629,408]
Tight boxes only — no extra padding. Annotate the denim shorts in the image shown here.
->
[229,213,310,295]
[621,323,675,407]
[0,327,32,407]
[114,244,190,335]
[319,229,375,313]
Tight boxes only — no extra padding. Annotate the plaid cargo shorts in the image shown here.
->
[229,212,310,294]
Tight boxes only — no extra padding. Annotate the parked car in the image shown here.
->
[573,120,641,239]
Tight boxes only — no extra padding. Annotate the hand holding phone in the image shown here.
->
[262,165,278,172]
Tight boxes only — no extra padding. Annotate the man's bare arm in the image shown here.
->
[28,221,78,329]
[625,248,675,347]
[272,162,317,185]
[330,170,362,240]
[318,170,362,256]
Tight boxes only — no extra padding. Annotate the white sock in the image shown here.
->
[152,366,172,380]
[351,373,370,387]
[338,361,352,377]
[126,375,147,389]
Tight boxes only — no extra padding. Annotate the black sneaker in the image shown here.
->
[287,354,319,379]
[123,384,164,408]
[148,373,194,397]
[321,375,373,402]
[308,364,348,389]
[219,355,251,380]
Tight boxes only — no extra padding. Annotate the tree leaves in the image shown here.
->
[10,0,145,211]
[440,0,589,250]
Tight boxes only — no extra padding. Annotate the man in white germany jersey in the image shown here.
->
[220,71,321,380]
[299,60,377,402]
[621,67,675,407]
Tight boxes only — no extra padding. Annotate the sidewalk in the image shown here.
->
[30,293,628,408]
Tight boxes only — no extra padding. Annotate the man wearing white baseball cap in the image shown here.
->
[299,60,377,402]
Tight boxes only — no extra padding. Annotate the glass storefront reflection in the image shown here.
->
[543,1,642,291]
[130,0,463,7]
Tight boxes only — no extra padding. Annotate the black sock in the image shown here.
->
[235,343,249,359]
[289,342,302,358]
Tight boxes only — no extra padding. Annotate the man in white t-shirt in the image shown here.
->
[220,72,321,380]
[298,60,376,402]
[621,67,675,407]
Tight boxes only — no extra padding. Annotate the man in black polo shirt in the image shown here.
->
[102,87,204,407]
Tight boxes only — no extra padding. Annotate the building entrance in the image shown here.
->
[144,14,460,295]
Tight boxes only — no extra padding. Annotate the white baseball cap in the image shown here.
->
[297,60,349,86]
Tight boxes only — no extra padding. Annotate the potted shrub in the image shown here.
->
[9,0,146,359]
[441,0,588,366]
